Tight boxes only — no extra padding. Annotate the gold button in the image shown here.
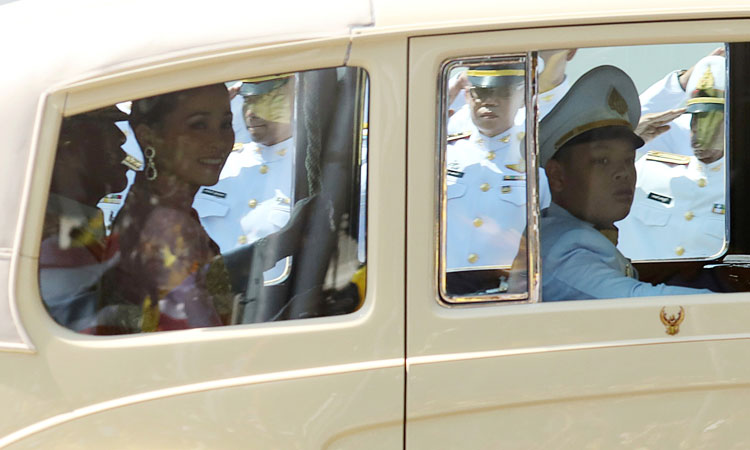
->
[238,235,248,245]
[486,151,496,161]
[276,148,287,156]
[697,178,707,187]
[675,246,685,256]
[232,142,244,152]
[517,131,525,141]
[467,253,478,264]
[473,218,483,227]
[476,138,484,145]
[248,199,257,208]
[282,197,291,204]
[500,135,510,143]
[480,183,490,192]
[254,146,262,154]
[259,165,269,174]
[684,211,694,221]
[501,186,512,194]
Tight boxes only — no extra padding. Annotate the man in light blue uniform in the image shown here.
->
[193,74,296,283]
[511,65,712,300]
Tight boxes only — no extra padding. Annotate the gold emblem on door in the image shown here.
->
[660,306,685,336]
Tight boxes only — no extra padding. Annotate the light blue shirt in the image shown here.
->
[531,203,712,301]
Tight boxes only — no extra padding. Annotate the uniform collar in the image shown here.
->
[469,125,524,152]
[688,155,724,176]
[244,137,294,163]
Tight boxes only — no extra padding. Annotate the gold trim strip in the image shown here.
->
[686,97,725,105]
[465,69,525,77]
[554,119,632,150]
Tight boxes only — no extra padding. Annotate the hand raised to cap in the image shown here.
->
[634,107,687,143]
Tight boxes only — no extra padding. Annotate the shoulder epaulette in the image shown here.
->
[447,131,471,142]
[645,150,690,165]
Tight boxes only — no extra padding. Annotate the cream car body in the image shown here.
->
[2,0,750,448]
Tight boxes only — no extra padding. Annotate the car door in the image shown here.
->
[1,35,405,449]
[406,18,750,449]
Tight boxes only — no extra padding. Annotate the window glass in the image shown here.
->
[536,43,727,301]
[440,43,735,303]
[40,67,368,334]
[440,57,536,301]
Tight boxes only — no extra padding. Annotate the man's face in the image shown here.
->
[549,138,636,229]
[466,83,524,137]
[242,82,294,146]
[690,111,725,164]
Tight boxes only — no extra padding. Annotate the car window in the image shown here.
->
[439,42,737,303]
[39,67,369,334]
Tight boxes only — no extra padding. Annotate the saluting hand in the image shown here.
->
[635,107,686,143]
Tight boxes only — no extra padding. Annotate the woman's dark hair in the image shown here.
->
[129,84,227,129]
[554,125,642,162]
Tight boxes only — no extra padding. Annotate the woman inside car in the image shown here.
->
[94,84,236,334]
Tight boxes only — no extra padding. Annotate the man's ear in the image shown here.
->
[545,159,566,194]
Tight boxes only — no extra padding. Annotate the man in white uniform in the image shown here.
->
[636,46,725,158]
[617,55,727,260]
[194,74,296,283]
[447,49,576,136]
[445,64,551,295]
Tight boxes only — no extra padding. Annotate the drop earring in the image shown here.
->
[145,146,158,181]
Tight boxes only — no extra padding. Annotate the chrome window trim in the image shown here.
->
[436,54,537,306]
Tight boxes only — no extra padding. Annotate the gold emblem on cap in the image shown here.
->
[696,67,715,90]
[697,178,707,188]
[660,306,685,336]
[480,183,490,192]
[608,88,629,115]
[467,253,478,264]
[248,199,257,208]
[260,165,269,174]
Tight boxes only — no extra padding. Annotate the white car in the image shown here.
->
[2,0,750,448]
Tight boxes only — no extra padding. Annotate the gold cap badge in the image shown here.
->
[608,88,628,115]
[696,66,715,91]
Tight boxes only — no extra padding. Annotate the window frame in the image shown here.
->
[437,53,542,305]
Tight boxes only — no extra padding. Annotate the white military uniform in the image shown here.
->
[193,138,294,282]
[446,125,551,270]
[616,152,726,260]
[637,70,692,158]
